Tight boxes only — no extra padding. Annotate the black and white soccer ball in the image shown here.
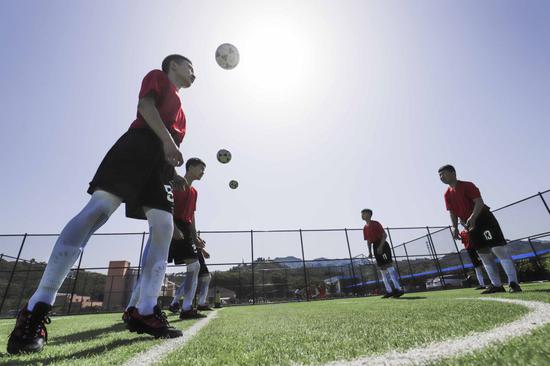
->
[215,43,239,70]
[217,149,232,164]
[229,180,239,189]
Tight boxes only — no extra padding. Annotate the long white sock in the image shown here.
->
[478,252,502,287]
[492,246,518,284]
[172,274,187,305]
[126,235,151,309]
[136,209,173,315]
[198,274,212,306]
[380,269,392,293]
[386,266,402,291]
[28,191,120,311]
[474,266,486,287]
[182,261,200,311]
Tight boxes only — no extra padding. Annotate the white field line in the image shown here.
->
[317,297,550,366]
[122,310,218,366]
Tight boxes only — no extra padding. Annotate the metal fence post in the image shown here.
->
[299,229,310,301]
[527,237,545,277]
[403,243,415,280]
[67,249,84,314]
[426,227,446,288]
[16,259,33,312]
[344,229,358,290]
[250,230,255,305]
[0,234,28,314]
[448,226,468,280]
[538,192,550,218]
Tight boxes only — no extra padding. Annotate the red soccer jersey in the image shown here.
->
[444,181,488,222]
[129,69,186,145]
[173,187,197,224]
[459,230,473,250]
[363,220,385,243]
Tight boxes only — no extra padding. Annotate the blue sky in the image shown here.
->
[1,0,549,269]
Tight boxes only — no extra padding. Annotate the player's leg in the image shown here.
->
[179,259,203,318]
[123,235,152,329]
[491,245,522,292]
[477,248,505,294]
[169,273,186,313]
[386,266,403,293]
[379,268,393,298]
[197,273,212,310]
[7,190,121,355]
[467,249,486,289]
[130,208,182,338]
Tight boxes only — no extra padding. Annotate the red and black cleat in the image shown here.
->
[129,306,182,338]
[7,302,52,355]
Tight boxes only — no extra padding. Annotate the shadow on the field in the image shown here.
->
[48,322,127,345]
[395,296,426,300]
[526,289,550,294]
[0,336,150,365]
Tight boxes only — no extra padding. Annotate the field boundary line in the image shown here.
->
[315,297,550,366]
[122,310,219,366]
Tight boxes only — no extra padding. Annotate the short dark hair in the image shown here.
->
[361,209,373,216]
[186,157,206,171]
[438,164,456,174]
[162,54,192,73]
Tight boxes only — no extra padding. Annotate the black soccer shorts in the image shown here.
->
[87,128,175,219]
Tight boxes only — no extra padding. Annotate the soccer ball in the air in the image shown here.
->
[229,180,239,189]
[215,43,239,70]
[217,149,232,164]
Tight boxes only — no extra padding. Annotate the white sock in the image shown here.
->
[474,266,486,287]
[380,269,392,293]
[136,209,173,315]
[478,252,502,287]
[126,236,151,309]
[198,274,212,306]
[386,266,402,291]
[172,274,187,305]
[182,261,200,311]
[492,246,518,284]
[28,190,120,311]
[28,245,81,310]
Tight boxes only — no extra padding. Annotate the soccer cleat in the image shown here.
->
[197,304,214,311]
[481,285,506,294]
[179,308,207,320]
[392,290,405,298]
[130,306,182,338]
[168,302,181,314]
[508,282,522,293]
[381,292,394,299]
[474,285,487,290]
[123,306,139,332]
[7,302,51,355]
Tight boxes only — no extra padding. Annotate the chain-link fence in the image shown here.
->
[1,190,549,317]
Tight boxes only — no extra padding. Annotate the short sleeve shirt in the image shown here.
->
[444,181,488,222]
[363,220,385,243]
[129,70,186,145]
[173,187,197,223]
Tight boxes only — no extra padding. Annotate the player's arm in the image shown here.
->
[449,212,459,239]
[367,241,373,258]
[466,197,485,230]
[190,215,204,249]
[376,232,387,255]
[172,220,184,240]
[137,95,183,167]
[201,248,210,259]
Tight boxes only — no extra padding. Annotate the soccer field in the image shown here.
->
[1,282,549,366]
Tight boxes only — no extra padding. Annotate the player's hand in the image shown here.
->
[452,226,459,239]
[376,247,383,256]
[465,217,476,231]
[172,174,189,190]
[163,140,184,167]
[202,249,210,259]
[172,227,184,240]
[195,237,205,249]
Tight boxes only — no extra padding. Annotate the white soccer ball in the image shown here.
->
[229,180,239,189]
[217,149,232,164]
[215,43,239,70]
